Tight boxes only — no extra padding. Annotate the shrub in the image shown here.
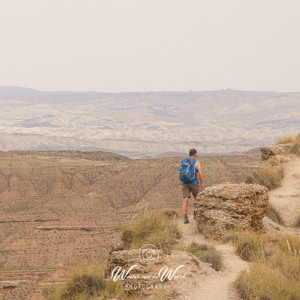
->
[295,214,300,227]
[235,264,300,300]
[199,249,223,271]
[43,266,124,300]
[265,204,285,225]
[291,143,300,156]
[276,132,300,156]
[163,209,179,218]
[276,135,295,144]
[271,249,300,281]
[234,235,300,300]
[186,242,214,253]
[244,175,255,184]
[233,231,267,262]
[185,242,223,271]
[120,228,134,248]
[277,235,300,253]
[120,212,181,253]
[254,165,284,189]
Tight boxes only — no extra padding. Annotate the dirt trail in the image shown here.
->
[269,157,300,227]
[178,217,249,300]
[176,156,300,299]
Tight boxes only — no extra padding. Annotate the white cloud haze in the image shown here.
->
[0,0,299,92]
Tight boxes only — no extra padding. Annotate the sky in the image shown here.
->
[0,0,299,92]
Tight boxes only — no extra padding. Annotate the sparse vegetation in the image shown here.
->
[121,211,181,253]
[276,132,300,156]
[291,142,300,156]
[186,242,211,253]
[253,165,284,189]
[276,135,295,145]
[232,231,268,262]
[265,204,285,225]
[199,250,223,271]
[244,175,255,184]
[295,214,300,227]
[234,232,300,300]
[163,209,179,218]
[43,266,124,300]
[185,242,223,271]
[276,132,300,145]
[235,264,300,300]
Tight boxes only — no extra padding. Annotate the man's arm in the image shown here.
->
[196,161,204,189]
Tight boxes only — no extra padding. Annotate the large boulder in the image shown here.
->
[194,183,269,241]
[260,144,293,163]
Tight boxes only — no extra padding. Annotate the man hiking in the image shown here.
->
[179,149,204,224]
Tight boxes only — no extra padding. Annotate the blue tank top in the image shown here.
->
[190,158,198,185]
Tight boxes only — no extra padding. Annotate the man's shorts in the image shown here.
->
[182,184,200,199]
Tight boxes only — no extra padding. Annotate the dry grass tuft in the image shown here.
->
[244,175,255,184]
[234,233,300,300]
[199,249,223,271]
[276,132,300,156]
[254,165,284,189]
[233,231,268,262]
[185,242,223,271]
[163,209,179,218]
[235,264,300,300]
[276,135,295,144]
[42,266,124,300]
[295,214,300,227]
[121,212,181,253]
[291,143,300,156]
[265,204,285,225]
[186,242,213,253]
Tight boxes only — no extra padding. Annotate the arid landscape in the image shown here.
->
[2,1,300,299]
[0,87,299,158]
[0,149,260,299]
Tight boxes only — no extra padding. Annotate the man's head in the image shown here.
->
[189,148,197,158]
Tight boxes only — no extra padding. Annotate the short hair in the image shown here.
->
[189,149,197,156]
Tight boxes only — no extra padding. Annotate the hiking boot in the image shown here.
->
[183,214,189,224]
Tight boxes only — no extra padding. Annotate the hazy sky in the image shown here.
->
[0,0,299,92]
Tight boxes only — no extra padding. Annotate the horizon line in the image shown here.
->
[1,85,300,94]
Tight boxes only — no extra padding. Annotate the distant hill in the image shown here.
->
[0,86,299,158]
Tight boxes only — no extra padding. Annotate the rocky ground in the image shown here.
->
[102,144,300,300]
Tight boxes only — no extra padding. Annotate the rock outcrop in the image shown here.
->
[106,248,213,298]
[260,144,294,165]
[194,183,269,241]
